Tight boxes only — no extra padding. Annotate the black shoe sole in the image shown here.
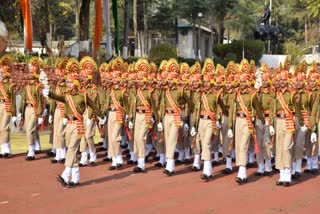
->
[56,175,67,187]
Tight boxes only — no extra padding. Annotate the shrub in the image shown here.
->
[212,40,265,66]
[148,43,177,65]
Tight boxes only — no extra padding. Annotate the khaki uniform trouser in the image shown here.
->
[292,117,306,160]
[275,118,293,169]
[164,114,179,159]
[235,117,251,166]
[153,123,165,154]
[25,106,38,145]
[198,118,213,161]
[80,110,96,153]
[221,115,232,157]
[255,119,272,163]
[178,127,191,151]
[65,123,81,167]
[107,111,122,157]
[102,121,108,147]
[0,104,11,145]
[134,113,148,158]
[53,108,66,149]
[304,131,317,158]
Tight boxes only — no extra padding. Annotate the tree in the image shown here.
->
[122,0,129,58]
[79,0,91,41]
[307,0,320,17]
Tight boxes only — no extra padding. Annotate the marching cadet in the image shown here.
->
[274,69,304,186]
[221,61,236,174]
[79,56,99,166]
[20,57,45,160]
[153,60,168,168]
[176,62,192,164]
[305,63,319,174]
[190,58,228,181]
[43,58,106,187]
[0,54,18,158]
[106,57,129,170]
[128,59,158,172]
[291,63,309,179]
[227,58,266,184]
[49,58,68,163]
[255,63,274,176]
[159,58,194,176]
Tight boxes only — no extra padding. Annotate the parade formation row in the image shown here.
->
[0,54,319,187]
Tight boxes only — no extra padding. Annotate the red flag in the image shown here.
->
[20,0,33,51]
[93,0,102,58]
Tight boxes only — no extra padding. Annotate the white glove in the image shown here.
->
[190,127,197,136]
[86,118,92,127]
[184,123,189,131]
[227,129,233,138]
[157,122,163,132]
[38,117,43,125]
[129,121,134,129]
[48,115,53,124]
[11,116,17,123]
[125,114,129,122]
[300,125,307,132]
[216,121,222,129]
[42,108,48,117]
[42,88,49,97]
[151,117,155,124]
[311,132,317,143]
[98,116,107,125]
[17,113,22,120]
[264,121,269,127]
[269,126,275,136]
[63,118,68,125]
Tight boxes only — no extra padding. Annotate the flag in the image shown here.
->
[20,0,33,51]
[93,0,102,58]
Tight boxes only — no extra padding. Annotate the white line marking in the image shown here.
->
[0,201,8,204]
[31,193,40,197]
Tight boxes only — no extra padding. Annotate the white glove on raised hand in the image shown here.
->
[216,121,222,129]
[269,125,275,136]
[63,118,68,125]
[300,125,307,132]
[48,115,53,124]
[227,129,233,138]
[17,113,22,120]
[311,132,317,143]
[190,127,197,136]
[42,108,48,117]
[38,117,44,125]
[86,118,92,127]
[129,121,134,129]
[11,116,17,123]
[42,88,50,97]
[157,122,163,132]
[98,116,107,125]
[184,123,189,131]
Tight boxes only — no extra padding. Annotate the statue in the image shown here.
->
[259,5,271,33]
[57,35,65,57]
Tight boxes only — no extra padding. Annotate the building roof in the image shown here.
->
[177,19,213,33]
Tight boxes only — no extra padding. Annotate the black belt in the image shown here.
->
[136,109,146,113]
[26,103,33,107]
[165,109,174,114]
[236,113,247,117]
[277,113,286,118]
[108,107,116,111]
[264,114,269,117]
[67,116,78,121]
[200,115,211,120]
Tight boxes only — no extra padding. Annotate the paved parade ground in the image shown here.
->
[1,132,320,213]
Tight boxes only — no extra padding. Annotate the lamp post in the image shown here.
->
[197,12,202,60]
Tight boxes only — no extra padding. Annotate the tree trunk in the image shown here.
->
[219,19,225,44]
[305,15,308,44]
[79,0,90,41]
[103,0,112,60]
[133,0,138,56]
[122,0,129,59]
[44,0,52,54]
